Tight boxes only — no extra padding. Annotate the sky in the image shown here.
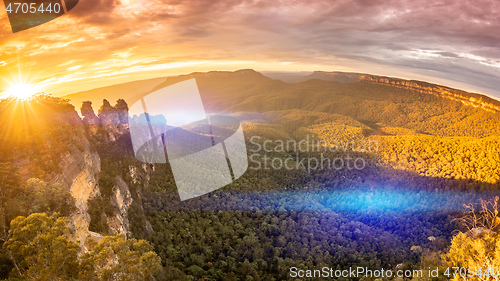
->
[0,0,499,98]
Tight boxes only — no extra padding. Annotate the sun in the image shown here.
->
[2,83,42,100]
[1,66,44,100]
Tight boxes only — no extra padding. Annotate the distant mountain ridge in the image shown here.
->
[64,77,167,113]
[64,69,500,114]
[305,71,500,113]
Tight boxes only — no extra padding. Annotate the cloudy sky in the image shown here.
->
[1,0,499,97]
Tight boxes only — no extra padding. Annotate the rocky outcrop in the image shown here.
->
[97,99,129,141]
[53,99,136,248]
[3,97,140,250]
[81,99,130,141]
[79,99,151,240]
[115,99,129,125]
[81,101,101,135]
[129,164,153,188]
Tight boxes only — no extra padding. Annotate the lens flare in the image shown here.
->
[3,83,42,100]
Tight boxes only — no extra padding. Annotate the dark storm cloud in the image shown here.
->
[68,0,122,24]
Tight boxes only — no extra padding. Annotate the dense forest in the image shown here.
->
[1,70,500,280]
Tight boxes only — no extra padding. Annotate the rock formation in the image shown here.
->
[81,99,130,141]
[310,71,500,113]
[77,99,151,246]
[80,101,101,135]
[360,75,500,113]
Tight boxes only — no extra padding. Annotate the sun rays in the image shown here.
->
[2,83,42,100]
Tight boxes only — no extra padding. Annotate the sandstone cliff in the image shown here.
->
[5,97,143,249]
[107,175,132,236]
[78,99,151,243]
[56,137,101,248]
[308,71,500,113]
[360,75,500,113]
[2,99,106,249]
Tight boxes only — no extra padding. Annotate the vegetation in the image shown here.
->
[0,176,75,243]
[79,234,161,281]
[0,95,88,177]
[3,72,500,280]
[378,135,500,184]
[3,213,80,280]
[444,198,500,281]
[138,153,469,280]
[2,213,161,281]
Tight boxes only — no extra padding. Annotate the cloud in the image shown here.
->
[68,0,122,24]
[1,0,499,97]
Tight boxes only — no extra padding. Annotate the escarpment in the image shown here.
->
[0,97,150,250]
[309,71,500,113]
[361,75,500,113]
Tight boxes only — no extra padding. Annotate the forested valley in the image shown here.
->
[1,70,500,280]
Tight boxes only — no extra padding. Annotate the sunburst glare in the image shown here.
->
[2,83,42,100]
[1,68,43,100]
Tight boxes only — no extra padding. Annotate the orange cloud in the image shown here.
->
[1,0,499,98]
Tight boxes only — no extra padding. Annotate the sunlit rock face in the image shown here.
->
[308,71,500,113]
[5,97,139,250]
[0,98,99,249]
[1,98,105,249]
[361,75,500,113]
[107,176,132,236]
[58,136,101,249]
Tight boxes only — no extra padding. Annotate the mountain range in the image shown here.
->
[2,69,500,279]
[64,69,500,138]
[65,69,500,114]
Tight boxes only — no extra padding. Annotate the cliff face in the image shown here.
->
[107,176,132,236]
[1,100,105,248]
[103,164,153,237]
[80,99,150,241]
[4,97,141,249]
[62,101,133,248]
[59,141,101,248]
[63,98,143,248]
[308,71,500,113]
[306,71,362,83]
[360,75,500,113]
